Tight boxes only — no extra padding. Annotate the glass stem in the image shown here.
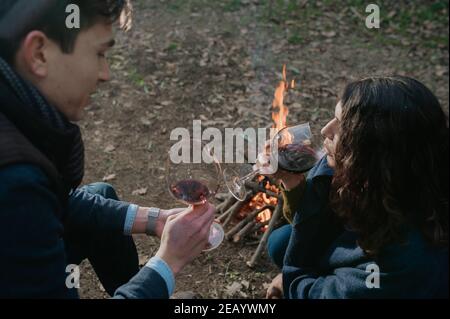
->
[238,168,261,183]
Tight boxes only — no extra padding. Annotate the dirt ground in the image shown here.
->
[77,0,449,299]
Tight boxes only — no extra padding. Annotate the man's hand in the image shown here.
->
[155,203,216,276]
[132,207,185,237]
[155,208,185,238]
[266,273,283,299]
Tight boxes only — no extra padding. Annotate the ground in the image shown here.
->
[77,0,449,299]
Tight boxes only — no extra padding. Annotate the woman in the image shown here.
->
[262,76,448,299]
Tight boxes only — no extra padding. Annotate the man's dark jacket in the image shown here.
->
[0,81,168,299]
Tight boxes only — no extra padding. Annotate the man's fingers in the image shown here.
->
[170,206,195,224]
[193,203,216,225]
[191,238,210,256]
[170,204,215,239]
[167,214,178,222]
[171,208,187,214]
[184,223,212,256]
[193,207,215,247]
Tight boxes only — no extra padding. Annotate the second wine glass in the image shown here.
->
[166,138,224,251]
[223,123,321,201]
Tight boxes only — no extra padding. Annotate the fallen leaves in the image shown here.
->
[321,30,336,38]
[435,65,448,77]
[132,187,148,196]
[102,174,116,182]
[225,282,248,298]
[104,145,116,153]
[140,118,152,126]
[161,100,173,106]
[139,255,150,267]
[224,280,251,298]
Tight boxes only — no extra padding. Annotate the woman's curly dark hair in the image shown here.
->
[331,76,449,255]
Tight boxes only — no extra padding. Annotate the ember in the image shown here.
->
[238,176,280,232]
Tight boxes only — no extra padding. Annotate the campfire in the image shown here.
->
[216,65,295,267]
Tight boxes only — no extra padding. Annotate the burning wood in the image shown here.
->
[217,192,252,227]
[247,199,283,268]
[233,219,270,243]
[225,205,275,240]
[244,180,280,200]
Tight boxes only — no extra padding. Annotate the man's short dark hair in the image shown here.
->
[0,0,132,65]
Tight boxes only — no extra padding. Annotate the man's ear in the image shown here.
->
[17,31,51,78]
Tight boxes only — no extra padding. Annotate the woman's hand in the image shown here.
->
[266,273,283,299]
[255,142,305,191]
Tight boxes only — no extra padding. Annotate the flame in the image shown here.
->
[272,65,295,133]
[256,205,273,232]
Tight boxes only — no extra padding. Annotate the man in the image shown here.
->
[0,0,215,298]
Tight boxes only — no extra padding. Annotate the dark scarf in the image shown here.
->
[0,57,84,193]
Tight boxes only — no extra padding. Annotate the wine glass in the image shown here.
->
[223,123,321,201]
[166,138,224,251]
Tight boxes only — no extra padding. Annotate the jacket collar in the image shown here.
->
[307,155,334,179]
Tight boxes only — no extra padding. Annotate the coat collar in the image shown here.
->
[307,155,334,179]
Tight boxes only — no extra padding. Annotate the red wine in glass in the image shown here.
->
[169,178,224,251]
[278,143,319,173]
[170,179,211,205]
[166,138,225,251]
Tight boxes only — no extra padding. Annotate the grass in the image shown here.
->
[166,43,179,52]
[161,0,187,12]
[128,68,150,93]
[424,35,449,49]
[152,0,448,49]
[223,0,243,12]
[264,0,448,49]
[288,33,303,45]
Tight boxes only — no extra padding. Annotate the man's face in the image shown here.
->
[320,102,342,168]
[38,22,114,121]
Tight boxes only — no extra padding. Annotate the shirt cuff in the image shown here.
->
[123,204,139,236]
[145,256,175,296]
